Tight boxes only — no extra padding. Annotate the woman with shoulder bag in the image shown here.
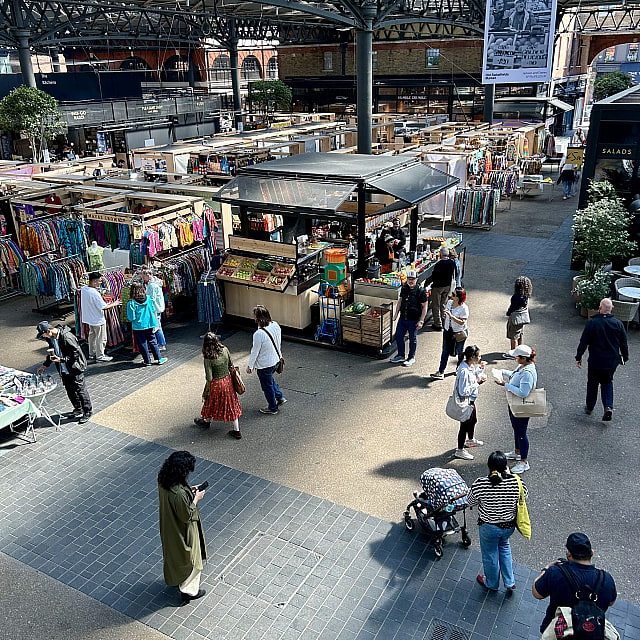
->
[467,451,527,596]
[246,305,285,415]
[431,287,469,380]
[495,345,538,473]
[504,276,532,360]
[453,344,486,460]
[194,332,242,439]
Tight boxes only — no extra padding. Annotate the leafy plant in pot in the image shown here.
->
[574,270,613,316]
[573,181,637,278]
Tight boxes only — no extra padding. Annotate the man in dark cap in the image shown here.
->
[375,232,397,274]
[532,532,617,634]
[36,321,92,423]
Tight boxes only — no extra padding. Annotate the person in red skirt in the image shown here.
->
[194,333,242,439]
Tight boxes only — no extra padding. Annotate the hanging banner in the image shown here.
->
[482,0,557,84]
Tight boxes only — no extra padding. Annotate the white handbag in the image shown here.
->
[445,382,474,422]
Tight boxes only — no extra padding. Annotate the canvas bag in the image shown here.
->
[510,307,530,325]
[227,350,245,395]
[513,473,531,540]
[506,388,547,418]
[445,377,473,422]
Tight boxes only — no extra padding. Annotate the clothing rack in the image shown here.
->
[158,244,208,263]
[0,235,25,301]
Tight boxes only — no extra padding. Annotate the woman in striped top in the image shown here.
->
[467,451,528,595]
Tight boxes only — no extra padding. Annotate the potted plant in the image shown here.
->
[573,182,637,278]
[574,270,613,317]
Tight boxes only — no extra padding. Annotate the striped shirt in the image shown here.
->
[467,475,528,525]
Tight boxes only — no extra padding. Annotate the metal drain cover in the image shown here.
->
[424,617,471,640]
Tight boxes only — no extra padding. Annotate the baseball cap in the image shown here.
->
[383,234,394,243]
[566,532,592,557]
[36,321,55,340]
[406,270,418,279]
[509,345,532,358]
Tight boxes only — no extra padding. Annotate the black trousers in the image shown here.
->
[60,372,92,414]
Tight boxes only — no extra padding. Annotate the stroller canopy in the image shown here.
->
[420,468,469,511]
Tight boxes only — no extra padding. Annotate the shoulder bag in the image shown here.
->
[506,387,547,417]
[445,376,474,422]
[510,307,530,325]
[513,473,531,539]
[261,327,285,374]
[226,349,246,395]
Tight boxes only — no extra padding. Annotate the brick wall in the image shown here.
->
[278,40,483,79]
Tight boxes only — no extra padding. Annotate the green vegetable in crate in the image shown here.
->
[257,260,273,272]
[353,302,368,313]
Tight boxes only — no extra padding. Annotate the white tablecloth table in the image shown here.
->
[623,265,640,276]
[0,399,41,443]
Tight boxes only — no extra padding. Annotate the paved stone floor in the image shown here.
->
[1,177,639,640]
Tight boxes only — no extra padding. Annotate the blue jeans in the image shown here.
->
[257,364,283,411]
[438,328,465,374]
[395,318,418,359]
[562,180,573,197]
[478,524,516,590]
[586,367,615,410]
[134,328,161,364]
[155,316,166,347]
[508,408,530,459]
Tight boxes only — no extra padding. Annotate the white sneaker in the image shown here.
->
[430,371,444,380]
[465,438,484,447]
[455,449,474,460]
[389,355,406,363]
[96,355,113,362]
[505,451,521,460]
[511,461,530,473]
[403,358,416,367]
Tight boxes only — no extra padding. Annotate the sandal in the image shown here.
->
[228,430,242,439]
[194,418,210,428]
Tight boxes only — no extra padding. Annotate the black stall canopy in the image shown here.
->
[215,152,459,274]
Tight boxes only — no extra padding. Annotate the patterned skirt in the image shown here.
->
[201,374,242,422]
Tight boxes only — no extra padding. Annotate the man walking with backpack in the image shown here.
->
[532,533,617,637]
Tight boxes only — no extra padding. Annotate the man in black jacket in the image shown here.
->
[575,298,628,421]
[36,321,92,423]
[429,248,456,331]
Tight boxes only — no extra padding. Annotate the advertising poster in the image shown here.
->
[482,0,557,84]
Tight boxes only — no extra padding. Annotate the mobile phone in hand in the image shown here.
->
[198,481,209,492]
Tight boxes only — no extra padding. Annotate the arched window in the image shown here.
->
[162,55,189,82]
[120,56,151,71]
[211,54,231,83]
[241,55,262,81]
[266,57,278,79]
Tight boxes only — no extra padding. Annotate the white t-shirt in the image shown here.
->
[444,301,469,332]
[80,285,107,326]
[248,322,282,370]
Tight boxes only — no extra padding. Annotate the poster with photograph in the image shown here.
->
[482,0,557,84]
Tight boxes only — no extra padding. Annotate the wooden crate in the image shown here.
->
[361,328,392,348]
[341,310,365,330]
[361,307,392,334]
[342,327,362,344]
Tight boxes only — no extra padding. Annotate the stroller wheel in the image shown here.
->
[434,544,443,558]
[404,515,415,531]
[461,533,472,547]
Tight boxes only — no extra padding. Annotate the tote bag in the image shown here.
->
[445,379,473,422]
[506,388,547,417]
[513,473,531,540]
[510,308,530,325]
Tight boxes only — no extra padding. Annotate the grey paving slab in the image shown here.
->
[0,420,638,640]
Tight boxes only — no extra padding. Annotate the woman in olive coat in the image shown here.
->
[158,451,208,604]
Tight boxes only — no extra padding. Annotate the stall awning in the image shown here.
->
[368,163,459,205]
[216,175,356,214]
[548,98,574,112]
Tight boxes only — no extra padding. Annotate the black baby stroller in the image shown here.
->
[403,467,471,558]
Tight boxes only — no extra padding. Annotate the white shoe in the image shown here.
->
[511,461,530,473]
[505,451,521,460]
[403,358,416,367]
[455,449,474,460]
[465,438,484,447]
[389,355,406,363]
[562,196,567,200]
[96,355,113,362]
[159,346,167,352]
[430,371,444,380]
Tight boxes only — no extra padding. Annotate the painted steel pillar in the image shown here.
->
[355,8,375,154]
[50,49,61,73]
[228,23,242,129]
[483,83,495,124]
[16,29,36,87]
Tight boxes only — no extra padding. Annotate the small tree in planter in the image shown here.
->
[574,270,613,315]
[573,182,637,278]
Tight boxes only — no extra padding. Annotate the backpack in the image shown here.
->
[557,563,606,639]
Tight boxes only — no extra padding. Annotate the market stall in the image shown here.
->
[214,152,459,336]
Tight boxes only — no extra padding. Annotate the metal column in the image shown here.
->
[483,83,495,124]
[357,183,367,277]
[228,23,242,130]
[356,7,375,154]
[15,29,36,88]
[50,49,61,73]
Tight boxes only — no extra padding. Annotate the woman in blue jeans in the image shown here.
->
[246,305,286,415]
[467,451,527,596]
[494,344,538,474]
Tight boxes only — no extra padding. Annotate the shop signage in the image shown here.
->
[142,104,162,114]
[482,0,557,84]
[69,110,87,121]
[272,121,292,129]
[597,145,636,158]
[84,212,134,225]
[566,147,585,168]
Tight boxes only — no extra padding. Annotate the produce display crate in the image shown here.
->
[216,254,291,290]
[360,307,392,333]
[341,308,367,330]
[342,327,362,344]
[361,330,391,348]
